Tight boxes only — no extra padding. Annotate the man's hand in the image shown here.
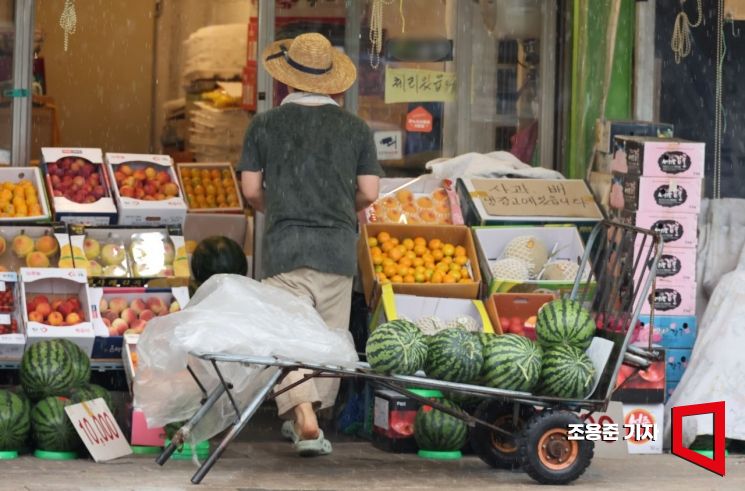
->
[241,171,265,212]
[355,175,380,212]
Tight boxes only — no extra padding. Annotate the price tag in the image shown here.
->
[65,398,132,461]
[0,314,11,325]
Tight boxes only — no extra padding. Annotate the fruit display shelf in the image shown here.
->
[0,167,52,222]
[0,223,72,272]
[176,162,244,214]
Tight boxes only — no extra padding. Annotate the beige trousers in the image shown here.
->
[262,268,353,419]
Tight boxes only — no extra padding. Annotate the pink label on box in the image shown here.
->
[641,282,696,317]
[612,138,704,178]
[612,174,701,215]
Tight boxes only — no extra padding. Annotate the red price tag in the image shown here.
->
[65,398,131,461]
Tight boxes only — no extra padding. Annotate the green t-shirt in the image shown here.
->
[238,103,383,279]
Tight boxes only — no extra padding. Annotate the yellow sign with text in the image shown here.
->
[384,67,457,104]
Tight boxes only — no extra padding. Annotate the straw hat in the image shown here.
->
[262,33,357,95]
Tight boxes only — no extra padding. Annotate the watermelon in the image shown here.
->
[366,320,427,375]
[482,334,543,392]
[0,390,31,450]
[538,345,596,399]
[425,328,483,383]
[58,339,91,388]
[31,396,81,452]
[414,399,467,451]
[191,236,248,285]
[69,384,113,409]
[20,340,75,401]
[535,299,596,350]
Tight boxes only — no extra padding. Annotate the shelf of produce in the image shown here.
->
[0,358,123,371]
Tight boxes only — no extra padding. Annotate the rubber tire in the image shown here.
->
[470,401,534,470]
[518,410,594,485]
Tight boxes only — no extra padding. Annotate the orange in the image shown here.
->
[397,265,410,277]
[403,274,416,284]
[450,270,462,281]
[414,237,427,247]
[374,265,383,273]
[454,255,468,266]
[370,246,383,256]
[414,273,426,283]
[424,269,434,280]
[422,253,435,264]
[402,238,415,250]
[431,271,444,284]
[449,262,461,272]
[377,232,391,243]
[398,257,412,268]
[413,257,424,268]
[460,267,470,279]
[442,256,453,265]
[436,262,450,272]
[458,278,471,284]
[382,258,395,267]
[428,239,443,250]
[454,245,467,257]
[390,238,400,246]
[414,265,426,275]
[413,245,428,257]
[372,255,384,266]
[383,265,397,277]
[391,275,404,283]
[381,241,396,253]
[442,244,455,257]
[405,250,417,260]
[432,249,444,261]
[389,248,404,261]
[443,274,457,284]
[424,260,435,270]
[368,237,379,248]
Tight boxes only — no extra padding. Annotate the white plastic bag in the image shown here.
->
[133,274,358,443]
[425,151,564,180]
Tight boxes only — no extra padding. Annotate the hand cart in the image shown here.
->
[156,221,663,485]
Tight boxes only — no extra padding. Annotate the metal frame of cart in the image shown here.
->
[156,220,663,485]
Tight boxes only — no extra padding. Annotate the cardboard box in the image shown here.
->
[611,136,704,178]
[104,153,188,227]
[637,246,696,289]
[20,267,95,355]
[0,166,52,222]
[610,173,702,215]
[175,162,244,214]
[372,389,419,453]
[88,286,189,359]
[183,212,248,253]
[615,210,698,249]
[364,176,464,226]
[612,356,666,405]
[665,379,680,402]
[68,224,190,287]
[0,223,72,272]
[41,148,118,225]
[358,224,482,305]
[641,282,696,317]
[473,225,589,296]
[458,178,603,241]
[370,283,493,333]
[622,403,664,454]
[485,292,556,338]
[633,315,697,348]
[665,347,692,382]
[596,120,674,155]
[0,272,24,360]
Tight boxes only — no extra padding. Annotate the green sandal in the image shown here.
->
[294,430,333,457]
[281,420,299,443]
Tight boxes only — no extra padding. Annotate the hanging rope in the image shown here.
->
[369,0,405,69]
[671,0,703,64]
[59,0,77,52]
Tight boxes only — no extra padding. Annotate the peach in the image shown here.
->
[57,301,74,317]
[26,251,50,268]
[32,295,49,306]
[133,169,147,181]
[88,260,103,276]
[108,298,128,315]
[67,297,81,310]
[146,297,168,315]
[163,183,179,197]
[35,302,52,318]
[52,299,63,312]
[144,167,157,180]
[107,326,118,336]
[112,318,129,335]
[119,164,134,176]
[156,170,171,184]
[119,186,135,198]
[138,309,155,322]
[169,301,181,313]
[130,319,147,331]
[84,238,101,259]
[11,234,34,258]
[102,317,111,328]
[103,310,119,322]
[0,236,6,256]
[120,308,138,325]
[66,312,82,325]
[130,298,147,315]
[99,298,109,312]
[35,235,59,257]
[28,311,44,323]
[47,311,64,326]
[101,243,125,265]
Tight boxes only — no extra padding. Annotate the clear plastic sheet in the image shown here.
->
[133,274,358,443]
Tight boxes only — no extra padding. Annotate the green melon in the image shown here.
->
[536,299,596,350]
[20,340,75,401]
[425,328,483,383]
[366,320,427,375]
[31,396,81,452]
[538,345,596,399]
[69,384,113,409]
[57,339,91,388]
[482,334,543,392]
[0,390,31,450]
[414,399,467,451]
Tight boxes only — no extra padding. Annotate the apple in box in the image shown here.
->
[112,162,180,202]
[47,157,109,204]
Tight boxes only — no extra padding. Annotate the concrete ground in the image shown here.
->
[1,441,742,491]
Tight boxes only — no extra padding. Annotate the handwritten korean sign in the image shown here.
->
[469,179,601,218]
[385,67,457,104]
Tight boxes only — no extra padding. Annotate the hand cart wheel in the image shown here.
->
[470,401,534,470]
[517,410,594,485]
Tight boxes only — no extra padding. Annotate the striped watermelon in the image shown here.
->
[538,345,596,399]
[31,396,81,452]
[414,399,467,451]
[536,299,596,350]
[20,340,75,401]
[366,320,427,375]
[425,328,483,383]
[481,334,543,392]
[57,340,91,388]
[0,390,30,450]
[69,384,113,409]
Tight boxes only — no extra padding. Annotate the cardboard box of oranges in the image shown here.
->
[358,223,482,305]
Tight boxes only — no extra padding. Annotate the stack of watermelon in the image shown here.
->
[534,299,597,399]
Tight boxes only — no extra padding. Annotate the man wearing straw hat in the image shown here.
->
[239,33,383,456]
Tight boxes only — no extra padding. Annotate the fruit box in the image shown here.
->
[641,281,696,317]
[595,120,674,155]
[638,246,696,288]
[609,173,702,215]
[358,223,482,306]
[67,224,190,287]
[363,176,464,226]
[614,210,698,249]
[105,153,188,226]
[41,147,118,225]
[611,136,704,178]
[372,388,419,453]
[0,223,72,272]
[128,404,165,447]
[634,315,697,349]
[175,162,244,214]
[621,403,664,454]
[664,347,692,382]
[370,283,493,333]
[472,225,590,296]
[0,166,52,222]
[611,355,666,405]
[88,286,189,359]
[19,267,94,356]
[485,292,556,338]
[0,272,25,360]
